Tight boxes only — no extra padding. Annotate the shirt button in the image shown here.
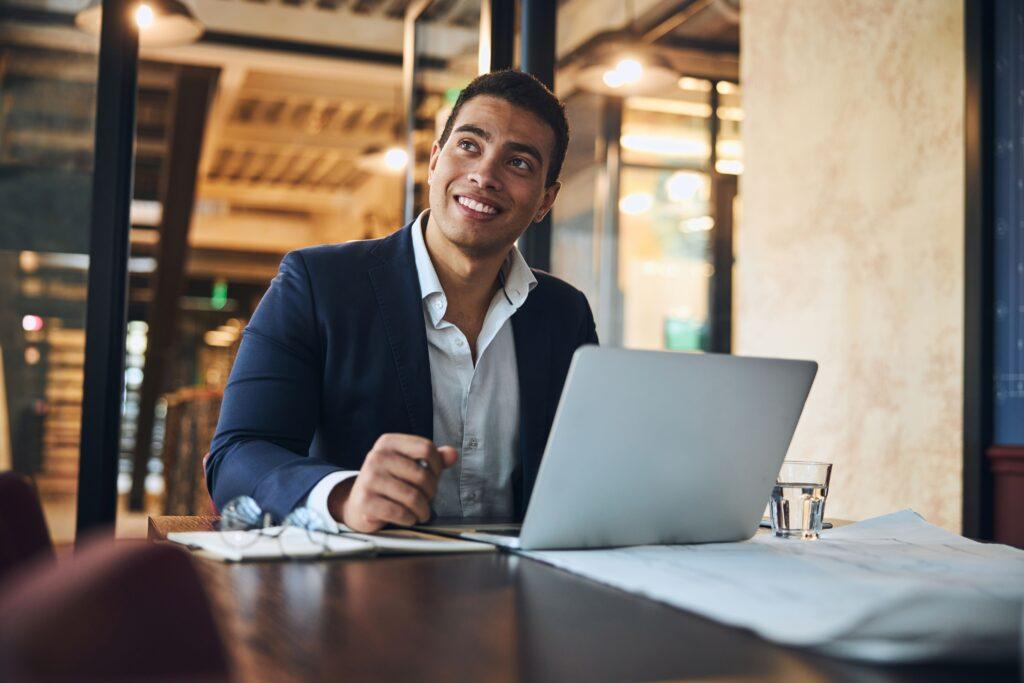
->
[433,299,443,309]
[467,438,478,449]
[455,338,464,347]
[466,492,478,502]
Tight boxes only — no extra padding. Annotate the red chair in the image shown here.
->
[0,472,55,583]
[0,537,232,681]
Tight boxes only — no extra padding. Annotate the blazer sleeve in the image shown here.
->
[206,251,344,521]
[576,289,599,347]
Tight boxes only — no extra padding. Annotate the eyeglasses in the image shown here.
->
[216,496,334,559]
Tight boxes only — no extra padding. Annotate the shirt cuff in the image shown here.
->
[304,470,359,531]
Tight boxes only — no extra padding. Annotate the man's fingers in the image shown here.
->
[382,452,438,499]
[374,434,443,476]
[373,474,431,523]
[366,496,419,528]
[438,446,459,469]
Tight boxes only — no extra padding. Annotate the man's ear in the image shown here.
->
[533,181,561,223]
[427,140,441,183]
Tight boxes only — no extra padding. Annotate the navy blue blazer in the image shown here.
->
[206,221,598,521]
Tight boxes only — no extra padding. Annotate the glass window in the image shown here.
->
[621,81,712,169]
[618,166,713,351]
[408,0,482,219]
[551,78,742,351]
[551,91,604,313]
[715,80,743,175]
[0,23,100,544]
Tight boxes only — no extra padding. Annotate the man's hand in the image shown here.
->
[328,434,458,533]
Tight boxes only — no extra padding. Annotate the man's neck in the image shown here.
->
[423,213,509,318]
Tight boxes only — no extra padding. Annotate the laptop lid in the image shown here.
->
[517,347,817,550]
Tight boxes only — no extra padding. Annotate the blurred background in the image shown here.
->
[0,0,1017,547]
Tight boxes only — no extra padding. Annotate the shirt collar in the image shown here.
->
[411,210,537,327]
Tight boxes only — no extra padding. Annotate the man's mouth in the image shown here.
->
[454,195,501,217]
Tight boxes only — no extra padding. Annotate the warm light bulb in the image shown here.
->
[383,147,408,171]
[22,315,44,332]
[615,59,643,85]
[134,4,155,29]
[602,69,626,89]
[619,193,653,216]
[665,172,704,203]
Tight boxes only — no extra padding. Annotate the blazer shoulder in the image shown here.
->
[530,269,589,308]
[289,238,383,272]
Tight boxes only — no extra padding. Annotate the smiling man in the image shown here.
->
[206,70,598,532]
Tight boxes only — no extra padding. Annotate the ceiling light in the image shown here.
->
[383,147,409,172]
[76,0,204,48]
[577,48,680,97]
[134,3,155,28]
[620,193,654,216]
[678,77,712,92]
[715,159,744,175]
[358,146,409,176]
[603,58,644,89]
[19,251,39,273]
[22,315,44,332]
[621,134,709,158]
[665,172,706,203]
[679,216,715,233]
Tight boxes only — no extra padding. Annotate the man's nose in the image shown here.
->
[466,154,503,192]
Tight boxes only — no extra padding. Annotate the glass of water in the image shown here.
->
[769,461,832,540]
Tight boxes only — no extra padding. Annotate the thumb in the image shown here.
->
[438,446,459,469]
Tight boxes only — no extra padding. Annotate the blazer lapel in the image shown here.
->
[511,291,551,517]
[367,224,433,440]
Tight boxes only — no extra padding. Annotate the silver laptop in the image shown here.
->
[421,346,817,550]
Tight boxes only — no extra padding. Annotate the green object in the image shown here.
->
[211,279,228,311]
[663,316,703,351]
[445,87,463,105]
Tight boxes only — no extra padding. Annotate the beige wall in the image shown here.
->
[737,0,964,530]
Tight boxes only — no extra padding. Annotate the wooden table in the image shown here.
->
[149,517,1018,683]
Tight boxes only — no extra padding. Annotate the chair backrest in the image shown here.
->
[0,472,54,584]
[0,537,232,681]
[164,389,222,515]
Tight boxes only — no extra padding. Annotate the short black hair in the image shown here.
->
[438,69,569,187]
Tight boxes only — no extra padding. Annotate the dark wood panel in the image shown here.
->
[989,445,1024,548]
[152,517,1017,682]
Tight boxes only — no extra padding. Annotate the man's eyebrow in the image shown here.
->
[453,124,492,141]
[452,123,545,165]
[507,141,544,165]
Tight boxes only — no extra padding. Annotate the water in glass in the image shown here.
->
[770,482,827,540]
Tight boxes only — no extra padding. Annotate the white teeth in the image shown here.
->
[458,196,497,214]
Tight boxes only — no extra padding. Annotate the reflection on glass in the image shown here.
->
[621,82,711,168]
[618,167,712,351]
[409,0,482,217]
[716,81,743,175]
[551,75,741,352]
[551,92,603,314]
[0,33,100,544]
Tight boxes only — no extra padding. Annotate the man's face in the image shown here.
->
[427,95,560,259]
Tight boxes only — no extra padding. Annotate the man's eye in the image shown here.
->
[509,157,532,171]
[457,139,477,152]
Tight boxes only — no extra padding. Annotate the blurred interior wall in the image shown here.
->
[737,0,965,530]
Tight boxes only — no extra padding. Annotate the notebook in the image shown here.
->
[167,526,495,562]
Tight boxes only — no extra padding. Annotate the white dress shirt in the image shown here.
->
[305,211,536,523]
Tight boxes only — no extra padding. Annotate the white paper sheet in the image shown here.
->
[521,510,1024,663]
[168,526,495,562]
[168,527,374,562]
